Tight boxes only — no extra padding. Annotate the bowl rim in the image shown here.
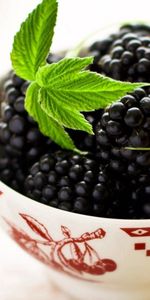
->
[1,180,150,224]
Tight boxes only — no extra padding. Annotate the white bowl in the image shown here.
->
[0,181,150,300]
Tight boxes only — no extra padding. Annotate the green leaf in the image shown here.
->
[36,57,94,87]
[36,57,149,112]
[39,87,93,133]
[25,82,80,152]
[11,0,58,81]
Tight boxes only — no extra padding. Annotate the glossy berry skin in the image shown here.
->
[88,24,150,82]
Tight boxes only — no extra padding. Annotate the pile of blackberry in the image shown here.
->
[1,24,150,219]
[88,23,150,81]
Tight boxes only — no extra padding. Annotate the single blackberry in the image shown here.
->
[87,23,150,81]
[24,150,132,218]
[96,87,150,218]
[0,59,62,165]
[96,87,150,171]
[24,151,98,214]
[0,83,54,164]
[0,146,25,192]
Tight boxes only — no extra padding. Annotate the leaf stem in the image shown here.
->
[125,147,150,151]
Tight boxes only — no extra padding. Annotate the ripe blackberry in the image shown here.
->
[0,69,60,166]
[24,151,97,214]
[2,54,71,161]
[0,53,68,164]
[97,87,150,169]
[96,87,150,217]
[88,23,150,81]
[0,147,25,192]
[24,151,132,218]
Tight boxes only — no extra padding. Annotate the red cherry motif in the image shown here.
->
[5,214,117,279]
[101,259,117,272]
[89,263,106,275]
[65,241,117,275]
[67,259,106,275]
[68,259,83,272]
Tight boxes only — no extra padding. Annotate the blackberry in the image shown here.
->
[24,150,131,218]
[0,54,69,163]
[96,87,150,217]
[87,23,150,81]
[24,151,97,214]
[97,87,150,170]
[0,66,60,166]
[0,147,25,192]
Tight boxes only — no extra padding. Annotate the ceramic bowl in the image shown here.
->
[0,181,150,300]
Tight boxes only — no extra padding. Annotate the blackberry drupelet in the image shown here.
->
[88,23,150,81]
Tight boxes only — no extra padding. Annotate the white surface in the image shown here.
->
[1,1,150,299]
[0,229,72,300]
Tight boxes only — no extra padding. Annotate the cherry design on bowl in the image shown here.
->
[4,213,117,281]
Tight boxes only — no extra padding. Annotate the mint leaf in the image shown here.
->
[36,57,149,112]
[25,82,80,152]
[39,88,93,134]
[11,0,58,81]
[36,57,94,87]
